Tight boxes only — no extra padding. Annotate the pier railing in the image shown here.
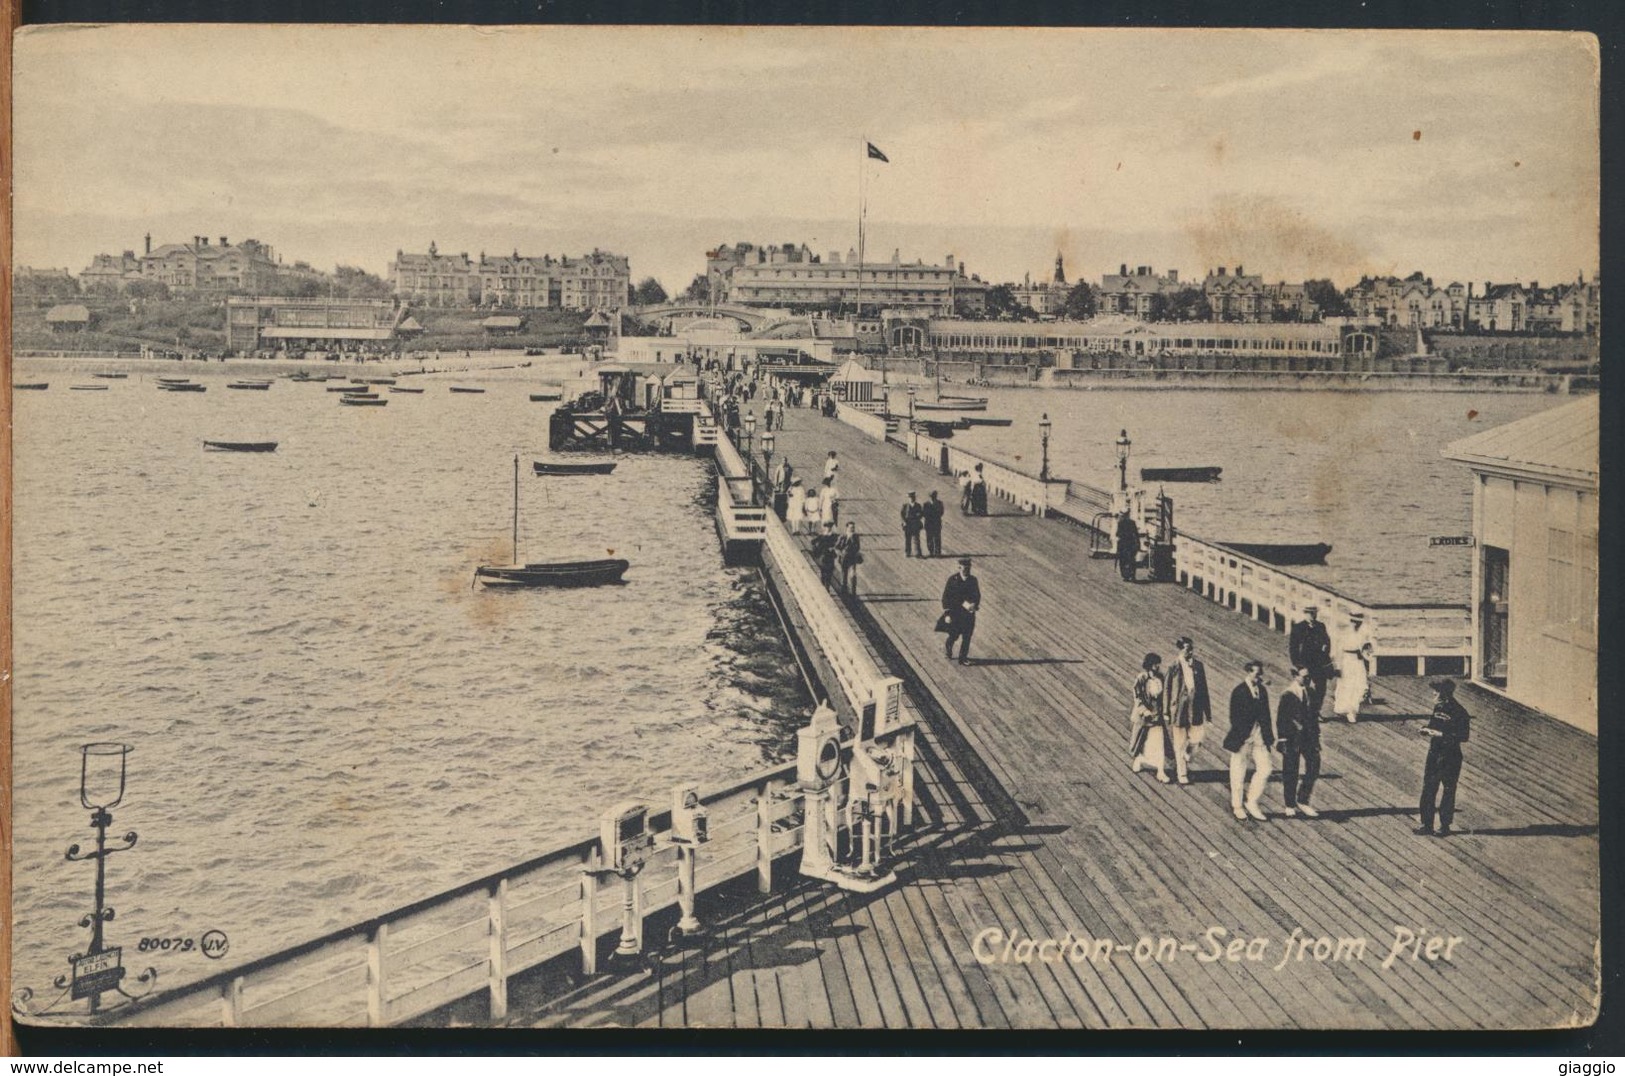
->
[890,428,1071,515]
[1172,534,1472,675]
[112,759,825,1028]
[835,402,889,442]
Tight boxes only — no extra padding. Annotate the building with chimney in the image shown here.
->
[1202,265,1268,322]
[137,235,283,293]
[1010,252,1070,315]
[391,244,629,311]
[1097,265,1184,318]
[719,245,987,315]
[1346,272,1468,329]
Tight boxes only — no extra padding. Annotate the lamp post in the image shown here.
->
[1116,428,1132,493]
[55,743,155,1014]
[908,386,917,454]
[762,429,776,492]
[744,410,757,454]
[1039,412,1053,483]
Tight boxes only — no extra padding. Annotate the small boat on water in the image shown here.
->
[329,385,371,394]
[915,399,988,413]
[1219,542,1333,567]
[529,388,564,401]
[1141,466,1223,483]
[159,382,207,392]
[913,419,958,438]
[228,382,272,390]
[93,372,128,380]
[534,460,617,476]
[389,386,425,394]
[362,378,397,386]
[476,456,630,589]
[157,377,192,385]
[450,386,486,394]
[14,383,48,390]
[204,440,278,452]
[341,396,388,407]
[960,416,1014,427]
[71,385,110,391]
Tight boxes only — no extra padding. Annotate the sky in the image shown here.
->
[12,26,1601,294]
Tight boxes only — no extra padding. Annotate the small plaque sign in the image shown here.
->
[70,946,126,1000]
[1429,536,1476,547]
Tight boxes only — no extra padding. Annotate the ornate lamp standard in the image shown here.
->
[1116,428,1132,493]
[761,429,777,514]
[744,409,756,452]
[907,386,917,454]
[1039,412,1053,482]
[54,743,155,1014]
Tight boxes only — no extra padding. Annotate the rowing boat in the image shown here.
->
[534,460,617,476]
[1140,466,1223,483]
[204,441,278,452]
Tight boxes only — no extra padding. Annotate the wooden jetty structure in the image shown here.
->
[85,388,1596,1031]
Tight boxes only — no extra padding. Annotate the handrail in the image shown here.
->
[890,427,1072,515]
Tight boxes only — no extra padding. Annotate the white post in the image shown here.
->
[580,849,599,976]
[221,975,244,1027]
[366,921,388,1027]
[757,780,775,894]
[677,845,701,934]
[900,727,917,829]
[488,878,509,1022]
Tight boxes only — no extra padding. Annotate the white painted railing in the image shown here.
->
[835,402,889,441]
[112,763,821,1029]
[1172,534,1471,674]
[893,429,1070,515]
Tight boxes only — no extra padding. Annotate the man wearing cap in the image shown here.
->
[1162,635,1211,785]
[1289,605,1334,718]
[941,558,981,666]
[900,491,925,558]
[1416,679,1471,837]
[1224,660,1275,822]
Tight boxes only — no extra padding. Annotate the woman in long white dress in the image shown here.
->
[786,480,807,537]
[1332,612,1374,722]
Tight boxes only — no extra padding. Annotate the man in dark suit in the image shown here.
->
[1223,660,1274,821]
[921,491,945,557]
[1289,605,1334,717]
[941,557,981,666]
[1275,665,1321,818]
[1115,511,1140,582]
[900,492,925,558]
[1417,678,1471,837]
[1162,636,1211,785]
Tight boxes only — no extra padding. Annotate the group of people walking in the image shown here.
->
[1128,620,1471,835]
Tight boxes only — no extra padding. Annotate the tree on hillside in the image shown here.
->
[334,265,393,299]
[985,284,1023,319]
[1303,279,1354,318]
[1059,282,1097,320]
[1164,287,1212,322]
[633,277,668,305]
[679,274,709,303]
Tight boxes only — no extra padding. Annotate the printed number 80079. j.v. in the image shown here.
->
[137,936,197,953]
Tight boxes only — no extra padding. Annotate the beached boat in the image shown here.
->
[389,387,425,394]
[534,460,617,476]
[476,456,630,589]
[204,441,278,452]
[340,396,388,407]
[450,386,486,394]
[1218,541,1333,567]
[13,383,48,390]
[1141,466,1223,483]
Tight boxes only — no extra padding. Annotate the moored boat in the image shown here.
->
[92,372,128,379]
[228,381,272,390]
[388,387,425,394]
[915,399,988,412]
[1141,466,1223,483]
[159,382,207,392]
[329,385,371,393]
[13,383,48,390]
[204,440,278,452]
[476,455,630,589]
[530,387,564,401]
[450,386,486,394]
[534,460,617,476]
[1218,541,1333,566]
[71,385,110,391]
[340,396,388,407]
[960,416,1014,427]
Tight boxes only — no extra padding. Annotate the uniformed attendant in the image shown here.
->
[940,557,982,665]
[1416,679,1471,837]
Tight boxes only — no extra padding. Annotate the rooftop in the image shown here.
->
[1443,396,1598,487]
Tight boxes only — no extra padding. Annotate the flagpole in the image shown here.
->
[856,136,865,325]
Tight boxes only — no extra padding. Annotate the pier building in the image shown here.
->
[223,296,408,354]
[1444,396,1598,732]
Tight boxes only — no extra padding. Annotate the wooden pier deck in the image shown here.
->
[514,406,1599,1030]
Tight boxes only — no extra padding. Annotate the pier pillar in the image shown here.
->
[579,850,598,976]
[488,878,509,1022]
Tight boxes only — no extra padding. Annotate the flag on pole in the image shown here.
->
[866,142,889,163]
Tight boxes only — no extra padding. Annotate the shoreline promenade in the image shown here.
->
[514,402,1598,1029]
